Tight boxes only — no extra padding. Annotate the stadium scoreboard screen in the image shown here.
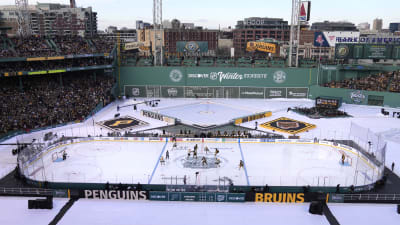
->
[335,44,400,59]
[315,97,340,109]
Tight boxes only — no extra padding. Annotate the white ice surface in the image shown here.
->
[0,197,67,225]
[329,203,400,225]
[59,199,330,225]
[2,98,400,180]
[24,139,374,186]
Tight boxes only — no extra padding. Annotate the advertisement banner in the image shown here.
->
[287,88,308,99]
[28,71,47,75]
[265,88,287,98]
[161,86,185,98]
[48,69,66,74]
[141,110,176,124]
[363,45,393,59]
[335,44,397,60]
[299,1,311,22]
[177,41,208,53]
[125,42,141,50]
[246,42,276,53]
[239,87,265,99]
[314,31,360,47]
[125,85,147,97]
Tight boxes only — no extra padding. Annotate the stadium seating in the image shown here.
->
[0,35,115,58]
[0,72,115,136]
[324,71,400,93]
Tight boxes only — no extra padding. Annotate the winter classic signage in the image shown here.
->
[187,71,288,84]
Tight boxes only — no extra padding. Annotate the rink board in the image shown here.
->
[20,137,380,187]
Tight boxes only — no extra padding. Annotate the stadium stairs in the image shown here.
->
[48,198,79,225]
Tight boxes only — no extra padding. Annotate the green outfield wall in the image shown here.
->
[119,66,317,97]
[309,85,400,108]
[118,66,400,107]
[119,66,317,88]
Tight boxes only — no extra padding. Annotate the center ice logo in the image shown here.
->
[273,71,287,84]
[169,69,183,82]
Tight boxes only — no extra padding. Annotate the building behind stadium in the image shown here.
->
[0,2,97,37]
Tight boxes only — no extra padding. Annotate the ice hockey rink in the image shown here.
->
[23,137,376,187]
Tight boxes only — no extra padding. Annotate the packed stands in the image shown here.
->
[0,35,115,58]
[0,72,115,136]
[323,71,397,92]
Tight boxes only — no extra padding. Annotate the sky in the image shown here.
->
[2,0,400,30]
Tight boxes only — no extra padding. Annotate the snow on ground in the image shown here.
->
[0,197,67,225]
[329,203,400,225]
[59,199,330,225]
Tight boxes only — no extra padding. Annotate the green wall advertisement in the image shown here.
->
[120,67,316,88]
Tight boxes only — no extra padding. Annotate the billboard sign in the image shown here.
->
[299,1,311,22]
[314,31,360,47]
[335,44,400,59]
[246,42,276,53]
[177,41,208,53]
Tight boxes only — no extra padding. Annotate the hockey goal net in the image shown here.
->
[52,152,61,162]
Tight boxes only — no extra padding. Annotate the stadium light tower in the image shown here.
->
[288,0,300,67]
[70,0,76,8]
[15,0,31,37]
[153,0,163,66]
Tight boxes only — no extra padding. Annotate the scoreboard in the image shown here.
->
[335,44,400,60]
[315,97,341,109]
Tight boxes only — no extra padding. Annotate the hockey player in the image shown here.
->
[202,156,208,166]
[62,151,68,161]
[204,146,210,154]
[239,160,244,170]
[194,144,198,152]
[160,156,165,166]
[193,148,198,159]
[215,158,221,167]
[172,142,177,149]
[341,154,345,165]
[214,148,219,157]
[166,150,169,160]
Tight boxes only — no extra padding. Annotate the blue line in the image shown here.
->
[148,138,168,184]
[238,139,250,186]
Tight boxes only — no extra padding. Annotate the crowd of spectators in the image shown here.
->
[0,35,114,58]
[0,73,115,136]
[323,71,399,92]
[0,57,113,74]
[12,36,56,57]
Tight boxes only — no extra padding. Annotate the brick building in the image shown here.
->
[233,17,290,56]
[164,29,218,56]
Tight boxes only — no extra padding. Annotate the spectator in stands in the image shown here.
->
[324,70,400,93]
[0,72,114,136]
[0,34,115,58]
